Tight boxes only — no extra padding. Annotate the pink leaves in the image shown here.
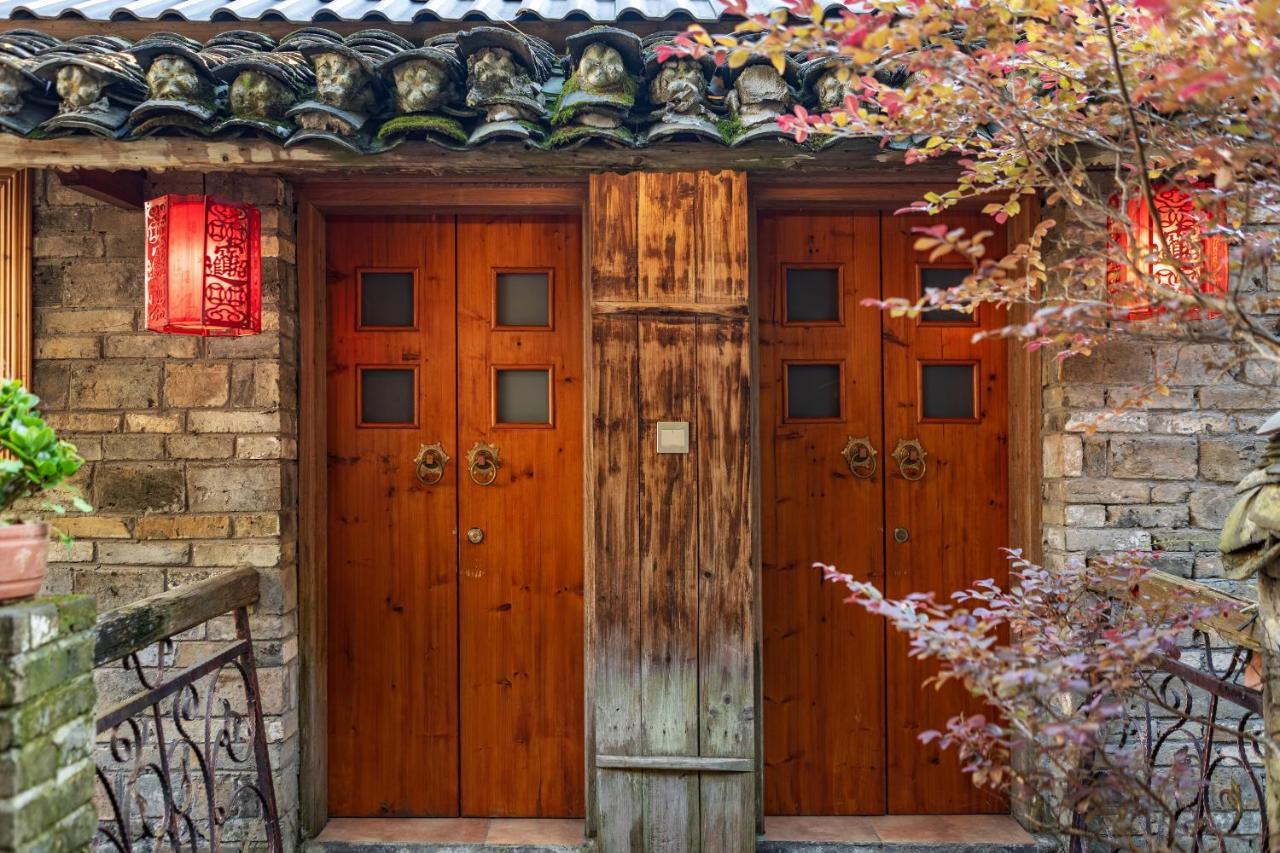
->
[813,549,1243,828]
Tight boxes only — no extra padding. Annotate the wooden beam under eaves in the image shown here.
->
[57,168,145,210]
[0,169,32,386]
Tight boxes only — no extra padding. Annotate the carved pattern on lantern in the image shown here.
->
[144,194,262,337]
[144,197,170,328]
[1107,184,1227,320]
[203,203,254,329]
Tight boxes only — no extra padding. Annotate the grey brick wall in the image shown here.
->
[1040,339,1273,595]
[28,171,301,847]
[0,595,97,852]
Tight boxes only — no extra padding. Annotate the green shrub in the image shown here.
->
[0,380,90,527]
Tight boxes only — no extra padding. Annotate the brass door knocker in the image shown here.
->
[414,442,449,486]
[841,436,878,480]
[892,438,927,481]
[467,442,500,486]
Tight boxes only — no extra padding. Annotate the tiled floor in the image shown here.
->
[315,818,585,847]
[314,814,1038,849]
[765,815,1037,845]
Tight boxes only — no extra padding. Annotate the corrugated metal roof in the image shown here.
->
[0,0,779,22]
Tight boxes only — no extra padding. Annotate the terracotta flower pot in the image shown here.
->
[0,523,50,603]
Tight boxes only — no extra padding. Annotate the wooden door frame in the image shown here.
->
[296,176,1041,837]
[296,181,589,836]
[748,178,1043,824]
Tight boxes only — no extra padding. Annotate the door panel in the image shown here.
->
[760,212,887,815]
[881,214,1009,814]
[760,211,1009,816]
[456,216,586,817]
[327,216,459,816]
[326,214,585,819]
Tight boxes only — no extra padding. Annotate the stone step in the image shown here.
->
[306,816,1051,853]
[307,840,1048,853]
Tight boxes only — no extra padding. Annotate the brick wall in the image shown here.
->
[1035,214,1275,841]
[1041,339,1272,594]
[28,171,301,846]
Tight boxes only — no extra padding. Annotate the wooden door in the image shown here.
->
[760,211,1009,816]
[881,214,1008,814]
[456,216,585,817]
[760,212,886,814]
[326,214,584,819]
[327,216,460,816]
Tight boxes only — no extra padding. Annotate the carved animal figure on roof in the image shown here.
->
[0,66,26,116]
[455,27,551,146]
[312,50,373,115]
[144,53,207,103]
[229,69,292,121]
[551,26,642,148]
[55,64,106,111]
[641,34,720,143]
[722,52,797,145]
[467,48,539,121]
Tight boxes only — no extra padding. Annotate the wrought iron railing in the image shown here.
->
[91,567,282,852]
[1106,572,1268,851]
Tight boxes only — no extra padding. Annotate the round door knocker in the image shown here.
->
[414,442,449,486]
[891,438,928,481]
[466,442,501,486]
[840,436,878,480]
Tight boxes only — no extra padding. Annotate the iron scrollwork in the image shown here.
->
[94,607,282,853]
[1110,630,1268,849]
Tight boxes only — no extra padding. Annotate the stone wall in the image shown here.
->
[1040,324,1274,593]
[28,171,301,846]
[1034,211,1276,844]
[0,595,96,852]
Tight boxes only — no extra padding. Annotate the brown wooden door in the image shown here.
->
[760,211,1008,815]
[326,214,584,819]
[760,212,887,815]
[456,216,585,817]
[327,216,460,817]
[881,214,1008,814]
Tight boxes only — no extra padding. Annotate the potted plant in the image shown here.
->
[0,379,89,602]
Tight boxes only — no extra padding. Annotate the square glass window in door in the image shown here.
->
[358,270,416,329]
[783,266,842,324]
[918,266,978,325]
[785,362,844,421]
[494,271,552,328]
[919,361,979,422]
[358,367,417,427]
[495,367,552,426]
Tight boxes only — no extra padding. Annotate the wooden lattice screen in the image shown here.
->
[0,169,32,386]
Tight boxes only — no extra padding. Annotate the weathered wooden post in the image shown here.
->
[586,171,756,852]
[1220,410,1280,852]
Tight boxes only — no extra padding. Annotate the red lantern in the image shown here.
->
[145,195,262,336]
[1106,184,1228,320]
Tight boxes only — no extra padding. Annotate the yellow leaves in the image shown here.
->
[771,51,787,75]
[925,135,946,149]
[727,48,752,69]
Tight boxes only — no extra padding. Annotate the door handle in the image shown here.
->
[467,442,500,486]
[841,436,878,480]
[414,442,449,485]
[891,438,927,481]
